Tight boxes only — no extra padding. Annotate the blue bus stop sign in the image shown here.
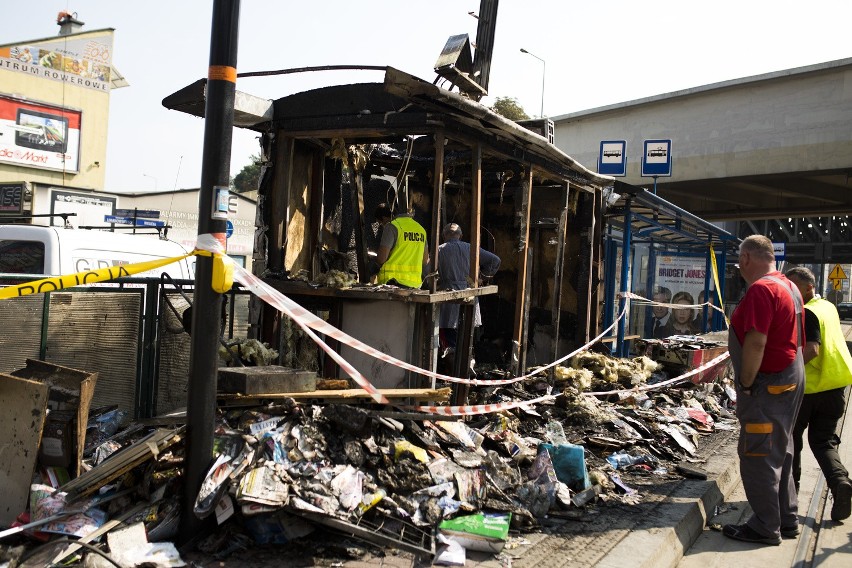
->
[641,139,673,177]
[598,140,627,176]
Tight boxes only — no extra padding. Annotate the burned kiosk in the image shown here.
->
[164,67,612,396]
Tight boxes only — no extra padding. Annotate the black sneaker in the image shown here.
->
[831,479,852,521]
[722,523,782,546]
[781,524,800,538]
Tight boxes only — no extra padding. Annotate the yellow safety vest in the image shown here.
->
[377,217,427,288]
[804,297,852,393]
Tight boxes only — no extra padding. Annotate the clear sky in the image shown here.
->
[2,1,850,193]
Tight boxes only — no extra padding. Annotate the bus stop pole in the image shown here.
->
[616,200,632,356]
[180,0,241,543]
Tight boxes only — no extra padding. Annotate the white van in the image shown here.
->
[0,224,194,279]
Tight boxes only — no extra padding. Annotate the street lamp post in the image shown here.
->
[520,48,545,118]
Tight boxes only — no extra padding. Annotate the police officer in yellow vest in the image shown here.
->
[786,267,852,521]
[375,204,430,288]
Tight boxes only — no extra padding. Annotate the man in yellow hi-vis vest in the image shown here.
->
[786,266,852,522]
[375,204,429,288]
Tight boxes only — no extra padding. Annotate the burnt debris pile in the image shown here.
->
[0,345,736,565]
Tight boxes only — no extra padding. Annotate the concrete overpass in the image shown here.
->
[551,57,852,262]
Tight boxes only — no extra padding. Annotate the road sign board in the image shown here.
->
[104,215,165,228]
[114,208,160,219]
[226,220,234,239]
[641,139,673,177]
[598,140,627,176]
[829,264,847,281]
[772,242,786,261]
[832,279,842,291]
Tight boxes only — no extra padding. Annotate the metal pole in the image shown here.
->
[519,48,545,118]
[180,0,240,544]
[617,200,632,357]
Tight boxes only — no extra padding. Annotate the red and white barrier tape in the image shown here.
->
[622,291,728,319]
[406,393,559,416]
[583,350,731,396]
[196,235,731,416]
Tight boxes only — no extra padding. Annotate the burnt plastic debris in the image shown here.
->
[8,346,740,564]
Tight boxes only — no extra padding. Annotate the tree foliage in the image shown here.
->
[232,154,262,193]
[489,97,530,121]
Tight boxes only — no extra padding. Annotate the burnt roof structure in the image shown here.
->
[165,66,614,395]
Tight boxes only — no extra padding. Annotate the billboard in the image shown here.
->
[0,95,81,172]
[0,35,113,93]
[49,189,116,228]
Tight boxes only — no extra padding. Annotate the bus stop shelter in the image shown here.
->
[602,180,740,356]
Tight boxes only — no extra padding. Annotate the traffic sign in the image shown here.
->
[598,140,627,176]
[104,215,165,228]
[641,139,673,177]
[226,220,234,239]
[772,242,786,261]
[829,264,847,280]
[115,208,160,219]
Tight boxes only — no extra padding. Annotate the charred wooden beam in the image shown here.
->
[470,143,482,287]
[430,131,445,293]
[511,169,534,376]
[345,152,371,283]
[550,181,571,378]
[309,148,324,277]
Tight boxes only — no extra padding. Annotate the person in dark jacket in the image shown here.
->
[437,223,500,352]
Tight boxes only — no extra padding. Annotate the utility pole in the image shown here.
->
[179,0,240,543]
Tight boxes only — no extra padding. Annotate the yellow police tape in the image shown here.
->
[0,252,213,300]
[708,244,730,327]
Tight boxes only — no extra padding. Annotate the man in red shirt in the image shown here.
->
[723,235,805,546]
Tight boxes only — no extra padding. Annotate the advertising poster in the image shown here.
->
[0,95,81,172]
[655,255,716,302]
[0,35,113,92]
[654,254,717,332]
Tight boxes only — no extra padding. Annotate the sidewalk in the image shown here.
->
[677,326,852,568]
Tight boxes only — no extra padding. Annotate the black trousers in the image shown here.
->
[793,386,850,492]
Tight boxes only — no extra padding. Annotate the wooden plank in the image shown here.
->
[469,143,482,287]
[430,130,445,293]
[60,428,184,500]
[0,374,49,526]
[309,147,324,278]
[550,182,571,377]
[511,169,534,376]
[217,387,451,403]
[265,280,498,304]
[346,152,371,283]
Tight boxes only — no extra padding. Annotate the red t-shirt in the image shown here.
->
[731,271,801,373]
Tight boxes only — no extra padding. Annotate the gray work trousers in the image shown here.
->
[730,334,805,538]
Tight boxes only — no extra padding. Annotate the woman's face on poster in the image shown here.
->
[673,300,694,324]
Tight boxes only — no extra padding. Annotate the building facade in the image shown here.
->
[0,14,128,215]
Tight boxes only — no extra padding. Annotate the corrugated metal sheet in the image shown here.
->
[156,293,191,415]
[45,290,142,414]
[0,295,44,373]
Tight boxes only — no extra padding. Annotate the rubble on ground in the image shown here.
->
[0,342,735,566]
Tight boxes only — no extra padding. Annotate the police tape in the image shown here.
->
[406,351,732,416]
[405,393,560,417]
[228,263,390,404]
[622,290,728,318]
[0,245,727,416]
[0,254,194,300]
